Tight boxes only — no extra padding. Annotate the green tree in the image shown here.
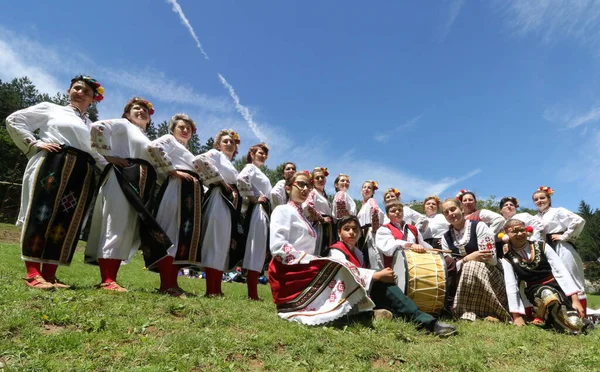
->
[577,200,600,262]
[199,137,215,153]
[146,119,158,140]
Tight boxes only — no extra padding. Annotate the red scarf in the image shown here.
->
[329,241,362,267]
[381,223,418,268]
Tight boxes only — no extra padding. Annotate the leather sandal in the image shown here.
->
[47,277,71,289]
[97,282,128,292]
[24,276,55,290]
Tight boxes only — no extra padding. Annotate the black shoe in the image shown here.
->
[432,321,457,337]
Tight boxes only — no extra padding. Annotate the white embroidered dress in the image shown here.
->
[193,149,238,271]
[85,119,153,264]
[538,207,586,299]
[270,202,374,325]
[357,198,385,270]
[423,213,449,241]
[237,164,272,272]
[5,102,106,227]
[147,134,197,258]
[332,190,357,219]
[269,179,287,210]
[302,189,333,255]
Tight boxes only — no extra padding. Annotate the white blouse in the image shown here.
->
[270,179,287,209]
[538,207,585,241]
[237,164,272,198]
[423,213,449,240]
[193,149,238,185]
[303,189,332,222]
[383,206,429,234]
[441,219,497,270]
[506,212,546,242]
[502,243,579,314]
[332,191,357,219]
[468,209,506,235]
[357,198,384,232]
[147,134,195,174]
[270,202,318,265]
[375,222,432,258]
[90,119,152,161]
[6,102,105,165]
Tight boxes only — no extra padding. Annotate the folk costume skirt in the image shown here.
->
[20,146,96,265]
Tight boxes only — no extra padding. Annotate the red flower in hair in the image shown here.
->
[526,226,533,233]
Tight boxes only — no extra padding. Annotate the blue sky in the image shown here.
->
[1,0,600,211]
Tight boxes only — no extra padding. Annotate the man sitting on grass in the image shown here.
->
[329,215,457,337]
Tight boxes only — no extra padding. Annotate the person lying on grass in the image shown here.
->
[329,215,457,337]
[501,219,592,334]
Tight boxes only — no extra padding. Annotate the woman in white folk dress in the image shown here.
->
[85,97,168,292]
[331,174,356,220]
[356,181,385,270]
[269,162,296,210]
[268,171,375,325]
[193,129,241,297]
[237,143,272,301]
[499,196,545,242]
[456,189,506,236]
[147,113,201,297]
[533,186,588,314]
[422,195,449,249]
[6,75,106,289]
[381,188,428,235]
[303,167,334,256]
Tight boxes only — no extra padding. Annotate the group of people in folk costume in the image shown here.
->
[6,75,593,336]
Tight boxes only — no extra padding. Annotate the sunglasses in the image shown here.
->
[293,181,313,190]
[314,175,325,181]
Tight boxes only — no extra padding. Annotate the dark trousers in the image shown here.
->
[444,256,458,311]
[369,281,437,330]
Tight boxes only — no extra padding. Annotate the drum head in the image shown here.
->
[391,250,407,293]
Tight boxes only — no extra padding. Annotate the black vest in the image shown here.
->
[443,220,480,257]
[503,241,553,284]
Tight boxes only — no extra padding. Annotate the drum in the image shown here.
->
[392,250,447,315]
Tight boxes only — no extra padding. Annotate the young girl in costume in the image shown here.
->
[86,97,168,292]
[193,129,241,297]
[329,215,456,336]
[303,167,333,255]
[147,113,202,297]
[422,195,449,249]
[501,219,586,333]
[456,190,505,236]
[331,174,356,219]
[533,186,588,314]
[357,181,385,270]
[6,75,106,289]
[237,143,272,300]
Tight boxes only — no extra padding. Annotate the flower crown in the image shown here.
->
[538,186,554,196]
[314,167,329,176]
[366,180,379,190]
[301,170,314,183]
[131,97,155,115]
[456,189,471,201]
[222,129,241,144]
[386,188,400,198]
[72,75,104,102]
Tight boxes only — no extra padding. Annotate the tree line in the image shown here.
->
[1,76,599,279]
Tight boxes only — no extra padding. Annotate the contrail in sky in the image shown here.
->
[166,0,210,60]
[218,73,267,142]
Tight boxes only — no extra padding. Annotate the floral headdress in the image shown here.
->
[455,189,472,201]
[130,97,155,115]
[222,129,241,144]
[301,170,314,184]
[537,186,554,196]
[314,167,329,176]
[71,75,104,102]
[366,180,379,191]
[386,188,401,198]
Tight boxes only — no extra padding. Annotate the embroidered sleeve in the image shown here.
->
[475,222,497,266]
[368,198,381,233]
[333,191,350,219]
[557,207,585,241]
[303,189,324,223]
[270,207,315,265]
[375,226,405,256]
[90,120,122,156]
[480,209,506,235]
[501,258,526,314]
[237,164,255,198]
[193,150,224,185]
[147,135,177,173]
[5,102,52,157]
[404,207,428,234]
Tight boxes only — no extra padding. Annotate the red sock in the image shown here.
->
[158,256,174,290]
[580,298,587,317]
[525,306,534,320]
[170,264,180,289]
[247,270,260,300]
[99,258,121,283]
[25,261,42,279]
[41,264,58,280]
[214,270,223,295]
[205,268,215,295]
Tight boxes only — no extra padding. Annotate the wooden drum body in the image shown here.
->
[392,250,447,315]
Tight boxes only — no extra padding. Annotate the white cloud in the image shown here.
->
[499,0,600,51]
[166,0,210,60]
[439,0,465,41]
[543,105,600,129]
[373,114,423,142]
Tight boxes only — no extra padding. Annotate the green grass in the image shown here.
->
[0,222,599,371]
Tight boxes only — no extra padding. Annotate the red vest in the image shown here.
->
[329,241,362,267]
[381,223,419,268]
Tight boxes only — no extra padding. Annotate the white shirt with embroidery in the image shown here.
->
[237,164,272,199]
[147,134,195,174]
[302,189,332,223]
[375,222,432,258]
[538,207,585,241]
[441,219,497,271]
[269,179,287,209]
[193,149,238,185]
[332,191,357,219]
[423,213,450,240]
